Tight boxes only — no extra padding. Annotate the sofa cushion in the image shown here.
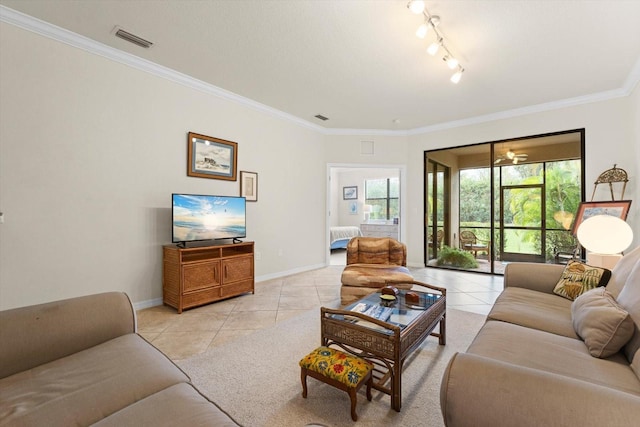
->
[487,287,577,338]
[0,334,189,427]
[341,264,413,288]
[607,245,640,298]
[91,383,239,427]
[572,287,634,358]
[552,260,611,300]
[616,260,640,372]
[467,320,640,395]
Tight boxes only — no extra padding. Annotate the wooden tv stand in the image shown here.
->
[162,241,254,313]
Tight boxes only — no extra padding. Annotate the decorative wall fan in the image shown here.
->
[494,149,528,164]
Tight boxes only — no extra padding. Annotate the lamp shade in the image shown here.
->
[577,215,633,254]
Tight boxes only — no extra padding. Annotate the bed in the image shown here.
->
[330,226,362,250]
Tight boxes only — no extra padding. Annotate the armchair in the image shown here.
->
[459,230,490,259]
[340,237,413,305]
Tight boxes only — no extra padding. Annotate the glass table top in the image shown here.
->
[336,289,443,332]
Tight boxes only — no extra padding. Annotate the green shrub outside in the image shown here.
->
[436,246,479,269]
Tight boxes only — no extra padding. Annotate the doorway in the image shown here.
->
[327,164,407,266]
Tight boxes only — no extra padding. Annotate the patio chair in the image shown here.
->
[459,230,490,258]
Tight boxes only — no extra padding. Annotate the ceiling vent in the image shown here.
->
[314,114,329,121]
[114,27,153,49]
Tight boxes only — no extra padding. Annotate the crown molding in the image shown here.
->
[2,5,638,138]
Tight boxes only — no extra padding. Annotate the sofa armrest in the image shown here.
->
[441,352,640,427]
[503,262,565,294]
[0,292,136,379]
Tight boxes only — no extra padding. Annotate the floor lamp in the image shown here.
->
[576,215,634,269]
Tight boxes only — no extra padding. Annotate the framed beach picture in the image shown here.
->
[187,132,238,181]
[240,171,258,202]
[343,186,358,200]
[571,200,632,235]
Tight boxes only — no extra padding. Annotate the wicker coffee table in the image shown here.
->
[320,281,446,411]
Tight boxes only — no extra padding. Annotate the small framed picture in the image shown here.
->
[240,171,258,202]
[571,200,632,235]
[343,186,358,200]
[187,132,238,181]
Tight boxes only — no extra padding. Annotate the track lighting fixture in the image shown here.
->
[407,1,465,83]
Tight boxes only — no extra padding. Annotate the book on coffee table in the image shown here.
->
[350,303,393,322]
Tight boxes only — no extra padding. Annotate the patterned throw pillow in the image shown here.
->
[553,260,612,300]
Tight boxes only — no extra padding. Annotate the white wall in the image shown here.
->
[0,23,325,310]
[1,19,638,309]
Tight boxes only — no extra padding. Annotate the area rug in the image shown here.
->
[178,307,486,427]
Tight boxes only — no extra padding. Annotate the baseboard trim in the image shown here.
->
[133,297,163,311]
[255,263,326,283]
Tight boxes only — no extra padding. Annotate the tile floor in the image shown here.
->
[137,252,503,361]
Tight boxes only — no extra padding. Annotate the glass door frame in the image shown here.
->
[424,159,450,264]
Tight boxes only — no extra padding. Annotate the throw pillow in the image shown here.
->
[553,260,612,300]
[571,287,634,358]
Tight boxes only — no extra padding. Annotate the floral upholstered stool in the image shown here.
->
[299,346,373,421]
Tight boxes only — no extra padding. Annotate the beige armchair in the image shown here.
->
[340,237,413,305]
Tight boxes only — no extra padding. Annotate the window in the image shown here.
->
[365,178,399,220]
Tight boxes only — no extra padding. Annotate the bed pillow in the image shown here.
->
[553,260,611,300]
[571,287,634,358]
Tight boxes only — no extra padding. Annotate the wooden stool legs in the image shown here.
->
[301,367,372,421]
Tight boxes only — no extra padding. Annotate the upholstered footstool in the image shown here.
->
[299,346,373,421]
[340,264,414,305]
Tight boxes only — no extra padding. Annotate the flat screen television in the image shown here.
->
[172,193,246,245]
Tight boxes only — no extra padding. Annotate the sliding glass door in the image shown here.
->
[424,129,585,274]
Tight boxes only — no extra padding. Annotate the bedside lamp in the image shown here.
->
[363,204,372,222]
[577,215,633,269]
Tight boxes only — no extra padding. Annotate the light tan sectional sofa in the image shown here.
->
[0,292,239,426]
[441,246,640,427]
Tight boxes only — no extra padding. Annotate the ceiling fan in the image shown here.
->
[494,149,528,164]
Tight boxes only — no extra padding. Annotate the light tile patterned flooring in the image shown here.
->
[137,252,502,361]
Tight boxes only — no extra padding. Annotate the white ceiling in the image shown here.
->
[2,0,640,132]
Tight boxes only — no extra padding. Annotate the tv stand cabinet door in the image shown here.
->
[221,255,254,297]
[183,261,221,292]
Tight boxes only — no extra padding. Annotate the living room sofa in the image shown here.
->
[0,292,239,426]
[440,246,640,427]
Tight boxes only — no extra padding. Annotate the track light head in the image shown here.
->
[450,67,464,84]
[408,0,426,14]
[416,22,429,38]
[445,56,459,69]
[427,40,440,56]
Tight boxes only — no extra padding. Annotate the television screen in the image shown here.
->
[172,194,246,243]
